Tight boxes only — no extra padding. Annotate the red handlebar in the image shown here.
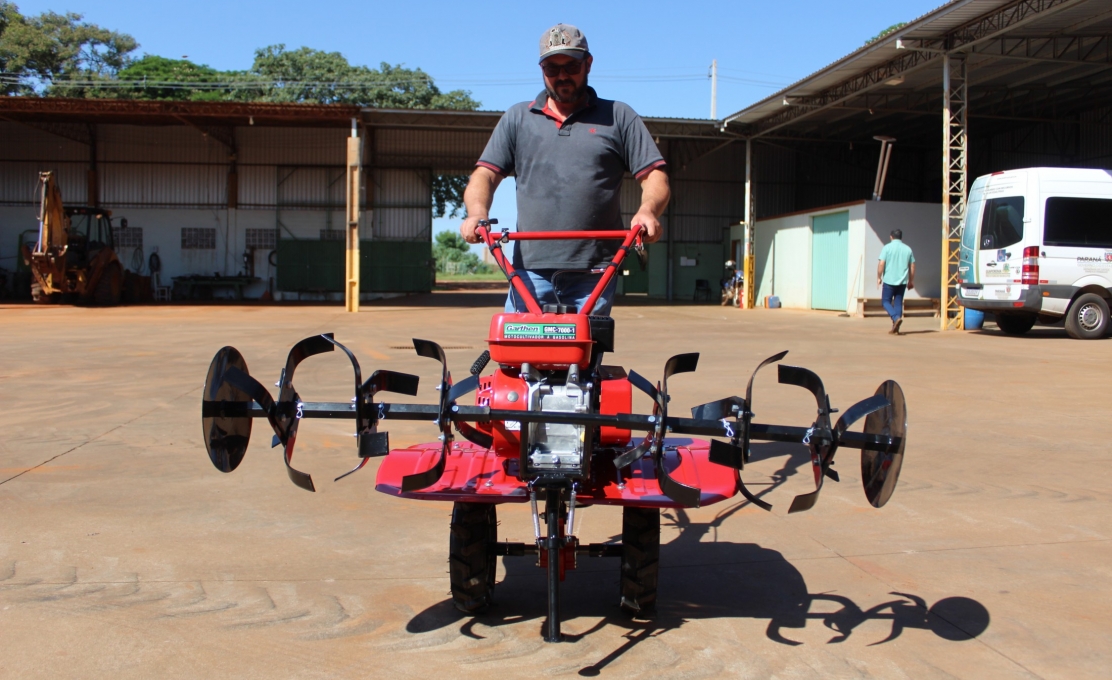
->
[475,224,646,315]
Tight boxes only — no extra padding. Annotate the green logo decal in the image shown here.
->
[503,322,577,339]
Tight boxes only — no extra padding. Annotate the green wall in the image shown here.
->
[276,239,433,293]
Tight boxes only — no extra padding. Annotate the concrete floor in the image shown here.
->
[1,294,1108,679]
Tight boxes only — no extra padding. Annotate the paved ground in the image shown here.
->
[1,294,1108,679]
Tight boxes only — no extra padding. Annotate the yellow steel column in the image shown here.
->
[345,120,363,313]
[743,137,756,309]
[941,53,967,331]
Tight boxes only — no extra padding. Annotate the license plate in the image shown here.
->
[961,288,981,299]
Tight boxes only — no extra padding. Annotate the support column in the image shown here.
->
[345,119,363,313]
[941,53,967,331]
[743,138,755,309]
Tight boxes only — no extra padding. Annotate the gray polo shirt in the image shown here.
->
[477,87,666,270]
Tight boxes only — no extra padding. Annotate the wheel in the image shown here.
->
[449,502,497,614]
[93,264,122,306]
[995,313,1036,336]
[619,506,660,616]
[1064,293,1110,340]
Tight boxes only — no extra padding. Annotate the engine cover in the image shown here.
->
[487,312,593,369]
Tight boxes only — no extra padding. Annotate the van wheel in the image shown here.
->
[1064,294,1109,340]
[996,313,1036,335]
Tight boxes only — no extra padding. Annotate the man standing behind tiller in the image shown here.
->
[877,229,916,335]
[460,23,671,316]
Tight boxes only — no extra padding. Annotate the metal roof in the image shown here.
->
[722,0,1112,139]
[0,97,731,140]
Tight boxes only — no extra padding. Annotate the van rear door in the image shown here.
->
[976,176,1026,302]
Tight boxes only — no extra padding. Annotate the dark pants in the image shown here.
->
[881,283,906,322]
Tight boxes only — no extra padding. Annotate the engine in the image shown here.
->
[474,312,632,480]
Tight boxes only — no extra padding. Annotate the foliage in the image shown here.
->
[232,45,479,110]
[866,22,907,45]
[0,2,137,95]
[433,230,485,274]
[100,55,231,101]
[432,174,470,219]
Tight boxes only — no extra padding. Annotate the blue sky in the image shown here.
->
[16,0,942,237]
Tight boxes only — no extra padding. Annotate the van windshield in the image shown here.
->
[1044,197,1112,248]
[979,197,1024,250]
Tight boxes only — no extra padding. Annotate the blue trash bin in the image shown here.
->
[964,308,985,330]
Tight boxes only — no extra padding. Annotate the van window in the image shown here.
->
[979,197,1024,250]
[1044,197,1112,248]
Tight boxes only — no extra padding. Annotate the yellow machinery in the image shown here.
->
[23,171,124,305]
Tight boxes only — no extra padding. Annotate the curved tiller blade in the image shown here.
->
[779,365,834,514]
[655,353,702,508]
[201,346,254,473]
[445,373,494,448]
[742,350,788,463]
[861,380,907,508]
[401,339,454,492]
[271,334,337,492]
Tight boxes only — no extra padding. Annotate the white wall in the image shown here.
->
[753,211,814,309]
[863,201,942,300]
[753,200,940,313]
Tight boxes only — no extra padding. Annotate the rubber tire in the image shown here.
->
[1064,293,1110,340]
[449,502,497,614]
[619,506,660,617]
[93,264,122,306]
[996,313,1036,336]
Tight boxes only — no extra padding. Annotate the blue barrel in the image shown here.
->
[964,308,985,330]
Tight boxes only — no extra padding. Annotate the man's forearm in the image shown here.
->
[464,167,501,219]
[638,169,670,218]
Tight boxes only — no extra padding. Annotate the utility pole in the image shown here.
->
[710,59,718,120]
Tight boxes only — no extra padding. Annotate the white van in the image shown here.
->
[958,167,1112,339]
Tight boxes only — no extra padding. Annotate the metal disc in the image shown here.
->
[202,346,252,473]
[860,380,907,508]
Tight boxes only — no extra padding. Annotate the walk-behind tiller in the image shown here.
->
[201,223,908,643]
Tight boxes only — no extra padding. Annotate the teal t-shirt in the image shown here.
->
[879,240,915,286]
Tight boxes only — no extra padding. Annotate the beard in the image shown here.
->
[546,72,589,104]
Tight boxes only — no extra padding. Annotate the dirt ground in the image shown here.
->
[1,293,1108,679]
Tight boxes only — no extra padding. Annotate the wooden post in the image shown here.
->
[345,120,362,313]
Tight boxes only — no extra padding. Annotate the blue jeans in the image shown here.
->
[881,283,906,322]
[505,269,619,316]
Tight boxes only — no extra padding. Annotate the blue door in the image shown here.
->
[811,212,849,310]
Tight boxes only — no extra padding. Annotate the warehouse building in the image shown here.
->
[3,0,1110,317]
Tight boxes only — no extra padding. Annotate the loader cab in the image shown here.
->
[64,207,117,266]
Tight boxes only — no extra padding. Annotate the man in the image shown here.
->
[877,229,916,334]
[460,23,670,316]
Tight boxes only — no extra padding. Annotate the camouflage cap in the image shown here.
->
[539,24,589,63]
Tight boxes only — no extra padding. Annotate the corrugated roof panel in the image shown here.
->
[98,125,226,164]
[0,160,86,206]
[0,121,89,162]
[373,129,491,171]
[238,127,347,165]
[100,162,226,208]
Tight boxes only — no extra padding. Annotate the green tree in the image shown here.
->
[0,2,137,95]
[100,55,230,101]
[233,45,479,110]
[866,22,907,44]
[433,230,482,273]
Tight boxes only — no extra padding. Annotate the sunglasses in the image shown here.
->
[541,61,584,78]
